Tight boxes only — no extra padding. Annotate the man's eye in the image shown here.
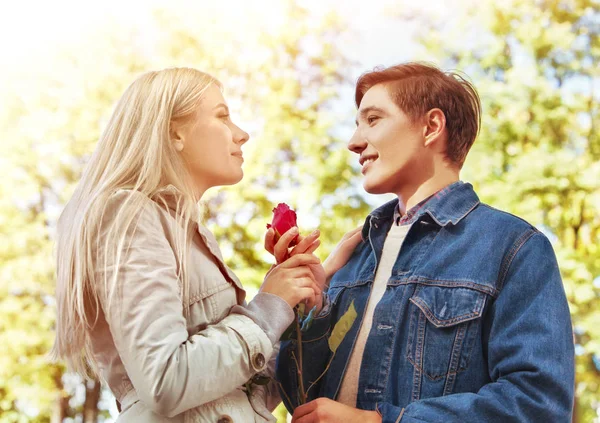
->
[367,116,379,124]
[219,113,230,120]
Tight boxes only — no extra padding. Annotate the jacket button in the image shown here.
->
[252,352,266,370]
[217,416,233,423]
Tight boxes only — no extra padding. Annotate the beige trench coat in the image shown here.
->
[88,188,289,423]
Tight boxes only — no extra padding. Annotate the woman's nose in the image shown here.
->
[236,126,250,145]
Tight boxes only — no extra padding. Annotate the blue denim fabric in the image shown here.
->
[276,182,574,422]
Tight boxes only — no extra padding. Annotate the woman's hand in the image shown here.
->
[322,226,363,283]
[260,253,322,309]
[264,227,321,264]
[264,227,325,311]
[263,226,363,311]
[292,398,382,423]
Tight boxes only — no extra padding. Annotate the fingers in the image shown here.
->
[274,227,299,263]
[297,287,317,308]
[292,400,318,420]
[286,265,317,281]
[346,228,363,247]
[303,239,321,255]
[264,228,275,255]
[297,276,321,295]
[343,226,362,240]
[279,253,321,269]
[339,226,362,246]
[290,229,320,256]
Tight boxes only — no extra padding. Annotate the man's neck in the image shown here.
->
[396,170,460,215]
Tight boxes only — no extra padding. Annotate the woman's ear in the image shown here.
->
[170,120,186,152]
[423,108,446,148]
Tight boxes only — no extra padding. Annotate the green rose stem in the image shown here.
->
[304,301,357,400]
[282,300,357,408]
[293,306,307,405]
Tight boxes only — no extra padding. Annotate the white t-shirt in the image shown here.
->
[337,223,412,406]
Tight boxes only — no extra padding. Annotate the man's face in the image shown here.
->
[348,83,429,195]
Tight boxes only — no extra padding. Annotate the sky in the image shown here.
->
[0,0,463,75]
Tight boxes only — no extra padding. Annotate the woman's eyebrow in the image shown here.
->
[213,103,230,113]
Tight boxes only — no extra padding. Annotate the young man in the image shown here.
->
[276,62,575,422]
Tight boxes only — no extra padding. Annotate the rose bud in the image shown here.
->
[267,203,299,246]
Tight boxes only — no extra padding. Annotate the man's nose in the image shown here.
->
[347,130,367,154]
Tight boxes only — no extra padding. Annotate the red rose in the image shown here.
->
[267,203,299,246]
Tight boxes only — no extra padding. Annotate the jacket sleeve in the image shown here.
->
[377,231,575,423]
[246,341,284,415]
[94,192,289,418]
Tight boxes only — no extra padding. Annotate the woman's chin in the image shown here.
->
[223,170,244,186]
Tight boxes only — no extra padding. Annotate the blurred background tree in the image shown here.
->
[0,0,597,421]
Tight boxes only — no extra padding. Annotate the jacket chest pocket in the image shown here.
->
[406,284,487,381]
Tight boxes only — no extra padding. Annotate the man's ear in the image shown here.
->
[423,108,446,148]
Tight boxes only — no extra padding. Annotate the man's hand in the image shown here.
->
[322,227,363,282]
[292,398,382,423]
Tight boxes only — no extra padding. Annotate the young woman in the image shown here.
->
[50,68,350,422]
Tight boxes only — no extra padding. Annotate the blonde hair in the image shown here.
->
[50,68,220,378]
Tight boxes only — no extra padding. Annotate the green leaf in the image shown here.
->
[328,300,357,353]
[301,305,317,332]
[297,303,306,318]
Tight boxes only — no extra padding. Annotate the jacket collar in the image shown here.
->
[361,181,480,240]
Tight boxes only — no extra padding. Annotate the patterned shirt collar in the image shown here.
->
[393,181,461,226]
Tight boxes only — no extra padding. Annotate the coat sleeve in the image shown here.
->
[94,191,277,418]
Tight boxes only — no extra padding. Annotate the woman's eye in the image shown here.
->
[367,116,379,124]
[219,114,230,120]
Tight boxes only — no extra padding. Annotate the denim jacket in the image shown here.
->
[276,182,574,422]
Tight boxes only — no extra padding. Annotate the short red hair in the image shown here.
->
[355,62,481,166]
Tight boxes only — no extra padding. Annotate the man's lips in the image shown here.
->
[361,159,376,174]
[359,155,378,166]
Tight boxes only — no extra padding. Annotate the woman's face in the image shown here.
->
[175,84,249,198]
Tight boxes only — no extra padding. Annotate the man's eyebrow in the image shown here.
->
[355,106,387,126]
[213,103,230,112]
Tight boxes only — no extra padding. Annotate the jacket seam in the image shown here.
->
[400,278,498,297]
[300,328,332,344]
[497,229,538,291]
[409,297,484,327]
[396,407,405,422]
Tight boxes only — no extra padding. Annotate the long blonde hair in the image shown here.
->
[50,68,220,378]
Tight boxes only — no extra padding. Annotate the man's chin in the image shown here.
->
[362,180,387,195]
